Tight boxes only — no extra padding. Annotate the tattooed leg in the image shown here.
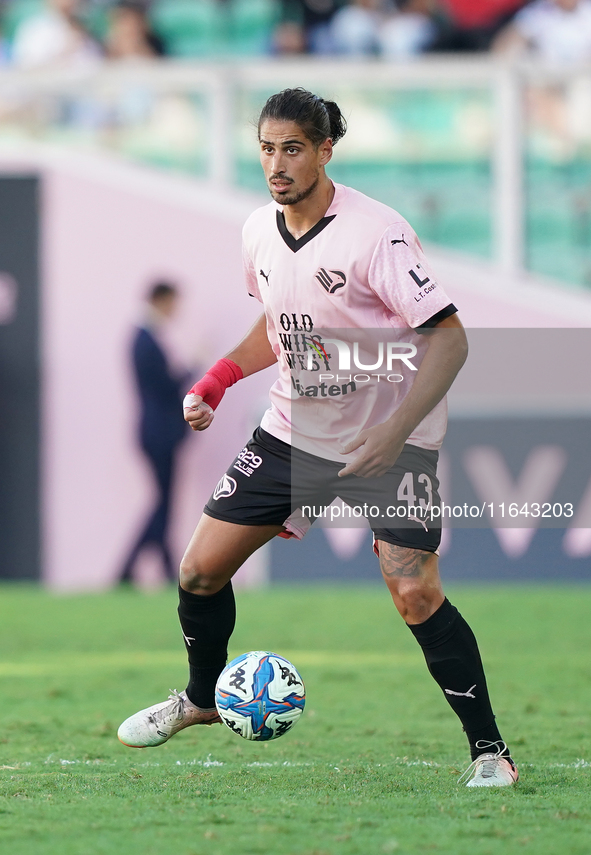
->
[378,541,444,624]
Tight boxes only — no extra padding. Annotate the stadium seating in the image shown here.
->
[2,0,44,44]
[228,0,278,57]
[149,0,277,59]
[149,0,226,58]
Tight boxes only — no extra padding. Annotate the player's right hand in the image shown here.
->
[183,393,214,431]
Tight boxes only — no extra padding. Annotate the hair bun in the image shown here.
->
[319,99,347,144]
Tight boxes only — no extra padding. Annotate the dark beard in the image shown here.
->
[268,174,319,206]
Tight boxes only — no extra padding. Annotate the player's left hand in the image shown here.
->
[338,422,405,479]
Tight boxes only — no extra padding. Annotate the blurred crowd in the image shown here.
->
[0,0,589,68]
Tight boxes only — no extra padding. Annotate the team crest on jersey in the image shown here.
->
[213,474,237,500]
[315,268,346,295]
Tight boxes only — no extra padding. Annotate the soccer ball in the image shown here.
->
[215,651,305,741]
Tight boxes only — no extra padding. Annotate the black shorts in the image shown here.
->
[204,427,442,553]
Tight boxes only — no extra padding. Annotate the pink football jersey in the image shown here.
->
[243,183,457,461]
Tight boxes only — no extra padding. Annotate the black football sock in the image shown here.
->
[178,582,236,710]
[407,598,511,762]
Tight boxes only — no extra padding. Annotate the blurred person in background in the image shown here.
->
[494,0,591,159]
[105,0,165,59]
[431,0,524,51]
[119,281,190,586]
[274,0,342,54]
[494,0,591,63]
[379,0,441,58]
[331,0,392,56]
[11,0,102,68]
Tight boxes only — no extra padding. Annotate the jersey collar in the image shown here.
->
[275,182,344,253]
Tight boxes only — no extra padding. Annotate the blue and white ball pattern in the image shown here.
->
[215,651,305,741]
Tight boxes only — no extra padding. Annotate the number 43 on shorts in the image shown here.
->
[397,471,434,511]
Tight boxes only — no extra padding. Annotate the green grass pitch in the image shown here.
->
[1,583,590,855]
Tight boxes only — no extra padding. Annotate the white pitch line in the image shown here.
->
[1,758,588,771]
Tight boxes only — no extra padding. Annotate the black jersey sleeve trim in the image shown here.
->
[276,210,336,252]
[415,303,458,332]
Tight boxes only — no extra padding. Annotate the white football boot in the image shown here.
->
[460,741,519,788]
[117,690,220,748]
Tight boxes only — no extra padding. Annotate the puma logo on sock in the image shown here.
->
[445,684,476,699]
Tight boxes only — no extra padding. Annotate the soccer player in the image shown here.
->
[118,88,518,788]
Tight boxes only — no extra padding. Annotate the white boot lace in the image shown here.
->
[458,740,509,784]
[149,690,185,727]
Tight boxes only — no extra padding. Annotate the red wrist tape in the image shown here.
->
[187,358,244,411]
